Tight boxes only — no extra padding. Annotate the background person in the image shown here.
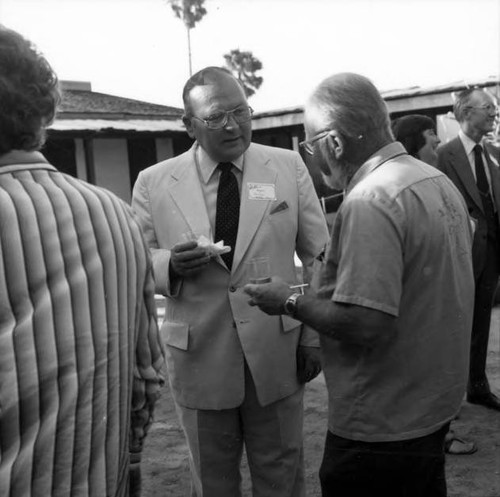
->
[391,114,441,165]
[392,113,477,456]
[245,72,475,497]
[132,66,329,497]
[437,88,500,411]
[0,25,164,497]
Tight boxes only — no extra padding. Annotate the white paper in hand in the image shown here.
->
[196,235,231,256]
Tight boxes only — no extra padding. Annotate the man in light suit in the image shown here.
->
[132,66,329,497]
[437,87,500,411]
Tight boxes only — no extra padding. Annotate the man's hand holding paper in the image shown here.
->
[170,235,231,278]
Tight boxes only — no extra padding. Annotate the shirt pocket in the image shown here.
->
[161,321,189,350]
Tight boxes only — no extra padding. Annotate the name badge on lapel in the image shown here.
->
[247,183,276,201]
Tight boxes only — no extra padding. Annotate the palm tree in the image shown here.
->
[223,49,263,98]
[167,0,207,76]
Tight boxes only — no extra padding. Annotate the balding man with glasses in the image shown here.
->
[245,72,475,497]
[437,87,500,411]
[132,66,328,497]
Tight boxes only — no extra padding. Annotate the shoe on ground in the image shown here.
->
[466,391,500,411]
[445,435,477,455]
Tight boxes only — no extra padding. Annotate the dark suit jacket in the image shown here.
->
[436,137,500,278]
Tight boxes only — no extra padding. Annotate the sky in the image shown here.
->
[1,0,499,112]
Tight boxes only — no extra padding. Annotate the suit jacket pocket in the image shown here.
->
[270,200,289,215]
[281,314,302,333]
[161,321,189,350]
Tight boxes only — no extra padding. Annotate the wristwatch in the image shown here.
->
[284,292,302,318]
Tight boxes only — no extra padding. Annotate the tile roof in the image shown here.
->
[58,89,183,120]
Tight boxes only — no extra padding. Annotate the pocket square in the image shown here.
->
[270,200,289,215]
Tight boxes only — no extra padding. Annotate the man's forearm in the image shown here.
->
[292,294,349,340]
[244,279,396,348]
[294,295,396,348]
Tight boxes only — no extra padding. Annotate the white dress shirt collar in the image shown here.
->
[458,129,484,158]
[196,143,244,184]
[458,129,492,188]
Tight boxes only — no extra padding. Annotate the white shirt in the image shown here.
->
[458,129,493,193]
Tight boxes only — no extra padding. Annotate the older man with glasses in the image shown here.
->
[245,72,475,497]
[437,88,500,412]
[132,66,328,497]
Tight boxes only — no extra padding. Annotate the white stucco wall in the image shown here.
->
[93,138,130,202]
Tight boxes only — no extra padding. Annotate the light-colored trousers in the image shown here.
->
[175,364,305,497]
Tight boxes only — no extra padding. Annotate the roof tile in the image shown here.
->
[58,89,183,119]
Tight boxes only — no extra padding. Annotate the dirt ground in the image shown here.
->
[141,308,500,497]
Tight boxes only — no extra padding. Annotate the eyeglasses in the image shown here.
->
[299,129,335,156]
[466,104,498,113]
[192,106,254,130]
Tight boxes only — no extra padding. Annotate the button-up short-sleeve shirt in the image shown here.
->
[314,142,474,442]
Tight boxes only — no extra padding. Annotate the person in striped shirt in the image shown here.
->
[0,25,165,497]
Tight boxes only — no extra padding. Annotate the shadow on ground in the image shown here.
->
[142,308,500,496]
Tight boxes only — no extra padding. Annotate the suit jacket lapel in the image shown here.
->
[232,145,277,272]
[449,138,483,213]
[484,145,500,210]
[169,145,212,239]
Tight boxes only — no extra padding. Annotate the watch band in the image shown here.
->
[284,292,302,318]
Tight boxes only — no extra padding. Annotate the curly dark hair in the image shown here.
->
[0,25,60,155]
[391,114,436,158]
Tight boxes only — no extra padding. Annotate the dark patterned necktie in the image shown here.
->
[474,144,489,195]
[215,162,240,270]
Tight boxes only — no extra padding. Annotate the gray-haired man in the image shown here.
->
[245,72,475,497]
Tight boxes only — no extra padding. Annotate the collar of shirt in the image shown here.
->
[196,143,244,184]
[0,150,50,167]
[458,129,484,159]
[346,142,407,195]
[458,129,492,187]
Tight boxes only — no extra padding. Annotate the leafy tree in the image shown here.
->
[167,0,207,75]
[223,49,263,98]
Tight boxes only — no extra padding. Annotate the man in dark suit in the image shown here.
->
[437,87,500,411]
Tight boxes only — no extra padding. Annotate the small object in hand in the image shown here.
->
[184,232,231,256]
[289,283,309,295]
[247,257,271,284]
[196,235,231,256]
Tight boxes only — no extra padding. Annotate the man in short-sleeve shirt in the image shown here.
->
[245,73,474,497]
[317,144,473,442]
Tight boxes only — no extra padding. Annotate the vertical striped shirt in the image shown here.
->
[0,151,165,497]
